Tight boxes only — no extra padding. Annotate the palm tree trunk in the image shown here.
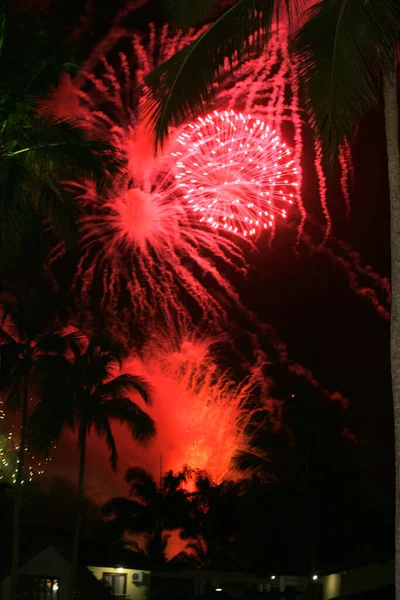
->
[383,66,400,600]
[69,418,87,600]
[10,376,29,600]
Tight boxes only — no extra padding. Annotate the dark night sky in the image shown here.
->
[12,0,396,569]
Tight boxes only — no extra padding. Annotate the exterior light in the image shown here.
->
[117,567,124,573]
[271,575,276,580]
[215,588,222,592]
[312,575,318,581]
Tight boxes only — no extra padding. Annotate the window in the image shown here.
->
[102,573,127,597]
[17,576,60,600]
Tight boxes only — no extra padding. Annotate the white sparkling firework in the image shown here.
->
[173,110,298,238]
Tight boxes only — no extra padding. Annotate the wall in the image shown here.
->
[2,545,70,600]
[87,566,150,600]
[340,561,394,597]
[322,561,394,600]
[323,574,341,600]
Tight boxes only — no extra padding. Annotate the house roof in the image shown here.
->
[76,566,115,600]
[0,526,145,592]
[1,525,149,569]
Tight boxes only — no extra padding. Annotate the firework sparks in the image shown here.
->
[41,325,272,495]
[71,170,244,331]
[123,327,269,483]
[173,110,298,238]
[48,20,306,334]
[0,400,51,484]
[48,25,252,331]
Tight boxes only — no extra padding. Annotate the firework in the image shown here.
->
[71,170,244,331]
[123,327,269,483]
[48,24,253,331]
[48,19,305,332]
[0,401,51,484]
[173,110,297,238]
[42,324,272,498]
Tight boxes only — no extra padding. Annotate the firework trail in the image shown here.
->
[214,29,389,319]
[298,217,390,320]
[301,236,390,321]
[217,31,307,238]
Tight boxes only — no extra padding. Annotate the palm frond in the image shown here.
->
[0,16,124,269]
[28,397,70,455]
[0,329,16,346]
[20,116,124,181]
[102,496,143,518]
[1,379,21,410]
[35,331,71,356]
[2,285,62,342]
[125,466,158,503]
[145,531,169,564]
[0,294,22,343]
[57,330,88,358]
[183,538,207,567]
[162,0,219,29]
[0,163,48,269]
[0,316,20,345]
[101,373,151,405]
[95,416,118,471]
[163,468,191,495]
[82,345,119,387]
[105,398,156,444]
[143,0,278,148]
[32,354,74,391]
[0,0,81,112]
[104,515,142,540]
[88,336,127,363]
[294,0,400,164]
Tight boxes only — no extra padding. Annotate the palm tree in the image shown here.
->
[102,466,189,567]
[0,284,81,600]
[176,472,244,570]
[30,340,156,600]
[0,0,122,271]
[144,0,400,588]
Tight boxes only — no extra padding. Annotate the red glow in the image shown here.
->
[123,328,268,483]
[173,110,297,238]
[45,328,270,501]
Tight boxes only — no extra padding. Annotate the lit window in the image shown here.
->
[102,573,127,597]
[17,576,60,600]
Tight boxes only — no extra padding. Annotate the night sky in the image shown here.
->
[10,0,396,571]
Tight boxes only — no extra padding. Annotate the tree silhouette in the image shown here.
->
[30,338,155,600]
[103,466,189,567]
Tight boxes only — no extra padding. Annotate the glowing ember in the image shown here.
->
[173,110,297,238]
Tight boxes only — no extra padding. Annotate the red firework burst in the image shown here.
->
[173,110,298,238]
